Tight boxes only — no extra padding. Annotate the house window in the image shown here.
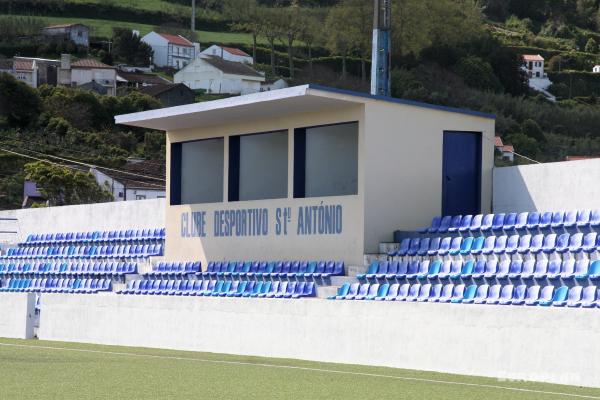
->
[118,192,123,198]
[228,130,288,202]
[294,122,358,198]
[171,138,224,205]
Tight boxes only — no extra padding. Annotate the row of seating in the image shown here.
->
[0,262,137,276]
[24,228,166,245]
[146,262,201,276]
[390,232,600,257]
[2,244,163,260]
[330,282,598,307]
[198,261,345,279]
[117,279,316,298]
[359,259,600,281]
[422,210,600,234]
[0,278,112,293]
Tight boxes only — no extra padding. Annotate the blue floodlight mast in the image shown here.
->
[370,0,391,97]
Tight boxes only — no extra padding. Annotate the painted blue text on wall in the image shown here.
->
[180,204,343,238]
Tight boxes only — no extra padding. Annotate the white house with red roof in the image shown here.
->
[141,32,197,69]
[200,45,253,64]
[522,54,545,78]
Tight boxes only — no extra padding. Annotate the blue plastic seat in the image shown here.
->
[546,286,569,307]
[580,286,598,308]
[342,283,361,300]
[498,285,515,305]
[491,214,505,231]
[417,238,431,256]
[555,233,570,253]
[505,234,519,254]
[495,260,510,279]
[459,237,474,255]
[493,236,507,254]
[542,234,557,253]
[436,284,455,303]
[577,210,591,227]
[507,260,523,279]
[481,260,497,279]
[503,213,517,230]
[531,284,552,305]
[427,284,443,302]
[532,260,548,279]
[559,260,576,279]
[436,261,452,279]
[329,283,350,300]
[591,210,600,227]
[406,238,421,256]
[464,260,482,279]
[454,284,477,304]
[480,214,493,231]
[437,237,452,256]
[482,284,501,304]
[358,261,378,280]
[393,283,411,300]
[374,261,389,279]
[383,283,399,301]
[394,238,410,257]
[565,286,584,307]
[511,284,528,305]
[574,259,590,280]
[563,210,577,228]
[515,212,528,230]
[469,236,485,255]
[353,283,371,301]
[481,236,496,255]
[416,284,432,302]
[362,283,381,301]
[589,260,600,280]
[582,232,597,253]
[448,237,462,255]
[408,261,429,280]
[404,283,422,302]
[438,216,452,233]
[551,211,565,228]
[426,237,441,255]
[568,233,583,253]
[517,235,531,254]
[425,260,442,279]
[458,215,473,232]
[469,214,483,231]
[426,216,442,233]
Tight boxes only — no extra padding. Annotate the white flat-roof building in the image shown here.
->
[116,85,495,266]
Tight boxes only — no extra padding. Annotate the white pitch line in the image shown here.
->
[0,342,598,399]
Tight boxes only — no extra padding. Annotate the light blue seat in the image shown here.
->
[546,260,562,279]
[555,233,570,253]
[453,284,476,304]
[338,283,359,300]
[542,234,557,253]
[589,260,600,280]
[449,284,466,303]
[438,216,452,233]
[357,262,378,280]
[427,237,441,255]
[469,236,485,255]
[436,261,453,279]
[423,260,441,279]
[464,284,488,304]
[469,214,483,231]
[563,210,577,228]
[520,260,536,279]
[448,237,462,255]
[373,283,390,301]
[459,237,474,255]
[505,234,519,254]
[566,286,584,307]
[548,286,570,307]
[417,238,431,256]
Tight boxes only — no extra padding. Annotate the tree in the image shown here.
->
[521,119,546,142]
[455,56,502,92]
[298,9,323,78]
[585,38,598,54]
[261,8,281,75]
[342,0,372,82]
[325,2,354,80]
[0,72,41,127]
[225,0,264,63]
[276,2,304,79]
[506,133,539,161]
[24,162,113,206]
[112,28,154,66]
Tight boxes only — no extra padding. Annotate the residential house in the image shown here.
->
[174,55,265,94]
[92,160,166,201]
[593,65,600,73]
[141,32,197,69]
[494,136,515,162]
[139,83,196,107]
[522,54,545,78]
[42,23,89,48]
[200,45,253,64]
[58,54,117,96]
[9,57,60,88]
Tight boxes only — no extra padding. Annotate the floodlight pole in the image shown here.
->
[370,0,391,97]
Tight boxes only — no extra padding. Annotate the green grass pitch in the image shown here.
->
[0,338,598,399]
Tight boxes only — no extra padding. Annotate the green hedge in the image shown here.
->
[548,71,600,97]
[0,0,231,33]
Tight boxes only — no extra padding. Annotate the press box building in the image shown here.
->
[116,85,495,267]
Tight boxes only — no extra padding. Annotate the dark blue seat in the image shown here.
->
[551,211,565,228]
[495,260,510,279]
[507,260,523,279]
[503,213,517,230]
[465,284,488,304]
[406,238,421,256]
[436,261,453,279]
[426,237,441,255]
[447,215,462,232]
[417,238,431,256]
[426,216,442,233]
[458,215,472,232]
[438,216,452,233]
[555,233,570,253]
[577,209,591,227]
[480,214,493,231]
[491,214,505,231]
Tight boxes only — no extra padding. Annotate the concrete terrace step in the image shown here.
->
[330,275,358,286]
[315,285,338,299]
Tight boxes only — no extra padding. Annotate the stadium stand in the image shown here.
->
[331,210,600,308]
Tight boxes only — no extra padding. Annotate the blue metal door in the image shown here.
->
[442,131,481,216]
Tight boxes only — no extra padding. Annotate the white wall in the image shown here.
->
[201,45,253,64]
[0,199,164,244]
[39,294,600,388]
[142,32,168,67]
[71,68,117,95]
[0,293,35,339]
[493,159,600,213]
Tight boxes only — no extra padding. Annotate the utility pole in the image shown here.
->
[371,0,391,97]
[191,0,196,33]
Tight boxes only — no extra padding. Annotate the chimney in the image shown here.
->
[58,54,72,86]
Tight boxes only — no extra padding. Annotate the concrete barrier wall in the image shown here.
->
[0,293,35,339]
[0,199,164,243]
[39,294,600,388]
[494,159,600,212]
